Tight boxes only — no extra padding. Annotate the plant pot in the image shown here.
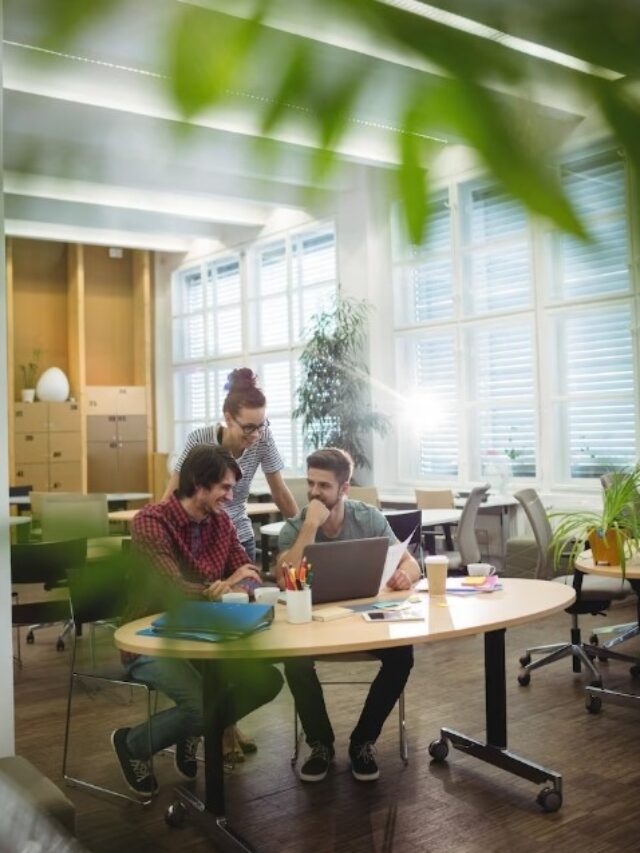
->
[20,388,35,403]
[588,529,624,565]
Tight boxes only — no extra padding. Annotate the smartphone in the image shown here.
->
[362,609,425,623]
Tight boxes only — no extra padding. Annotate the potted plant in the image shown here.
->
[18,348,41,403]
[293,296,390,475]
[550,466,640,574]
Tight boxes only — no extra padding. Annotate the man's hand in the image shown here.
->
[203,579,232,600]
[386,567,412,591]
[305,499,330,528]
[226,564,262,588]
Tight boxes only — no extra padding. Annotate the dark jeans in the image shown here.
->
[284,645,414,748]
[125,656,283,759]
[240,536,256,565]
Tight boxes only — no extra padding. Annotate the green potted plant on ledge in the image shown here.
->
[18,348,41,403]
[550,466,640,574]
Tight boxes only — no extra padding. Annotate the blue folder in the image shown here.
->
[140,601,274,642]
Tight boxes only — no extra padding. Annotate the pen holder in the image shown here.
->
[286,587,312,624]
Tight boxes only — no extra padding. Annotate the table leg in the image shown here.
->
[167,661,255,851]
[433,628,563,811]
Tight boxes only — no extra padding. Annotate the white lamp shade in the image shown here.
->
[36,367,70,402]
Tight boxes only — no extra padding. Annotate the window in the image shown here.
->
[392,145,637,488]
[172,223,337,471]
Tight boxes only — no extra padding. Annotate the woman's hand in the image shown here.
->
[203,579,231,601]
[226,564,262,588]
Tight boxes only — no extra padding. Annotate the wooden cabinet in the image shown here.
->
[6,239,154,492]
[13,401,82,491]
[86,386,149,492]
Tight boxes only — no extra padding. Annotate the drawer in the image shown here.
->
[87,414,118,443]
[116,386,147,416]
[14,402,48,433]
[117,415,147,442]
[49,462,83,492]
[14,463,48,492]
[14,432,49,464]
[48,401,81,432]
[49,431,82,462]
[85,386,119,415]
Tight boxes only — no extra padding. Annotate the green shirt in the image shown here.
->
[278,499,398,551]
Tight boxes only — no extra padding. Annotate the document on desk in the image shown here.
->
[379,533,412,591]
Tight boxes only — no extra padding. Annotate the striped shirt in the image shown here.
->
[174,424,283,543]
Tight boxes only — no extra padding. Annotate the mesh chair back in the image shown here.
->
[415,489,454,509]
[514,488,554,580]
[11,538,87,586]
[284,477,309,511]
[41,493,109,542]
[456,484,490,565]
[349,486,381,508]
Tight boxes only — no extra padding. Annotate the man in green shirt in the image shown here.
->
[278,448,420,783]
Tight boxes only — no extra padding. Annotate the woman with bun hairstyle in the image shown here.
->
[163,368,298,559]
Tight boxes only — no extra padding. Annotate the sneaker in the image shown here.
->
[175,736,201,780]
[349,741,380,782]
[298,742,335,782]
[111,728,158,796]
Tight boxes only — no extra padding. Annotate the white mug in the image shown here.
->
[254,586,280,606]
[221,591,249,604]
[467,563,496,577]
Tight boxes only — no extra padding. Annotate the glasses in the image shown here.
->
[232,416,270,436]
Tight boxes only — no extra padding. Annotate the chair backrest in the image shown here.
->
[11,538,88,586]
[384,510,423,564]
[349,486,381,509]
[514,488,554,580]
[415,489,454,509]
[41,493,109,542]
[9,485,32,497]
[456,484,490,565]
[600,472,620,492]
[284,477,309,512]
[66,557,129,625]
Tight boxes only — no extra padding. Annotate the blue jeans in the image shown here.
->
[240,536,256,564]
[125,655,282,759]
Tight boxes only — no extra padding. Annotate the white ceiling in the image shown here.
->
[2,0,587,253]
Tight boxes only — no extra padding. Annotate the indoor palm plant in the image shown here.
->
[550,466,640,574]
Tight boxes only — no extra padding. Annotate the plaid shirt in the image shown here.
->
[123,494,250,629]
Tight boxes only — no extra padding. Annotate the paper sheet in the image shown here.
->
[379,532,413,592]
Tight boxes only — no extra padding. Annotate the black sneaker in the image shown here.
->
[175,736,200,780]
[111,728,158,796]
[298,742,335,782]
[349,741,380,781]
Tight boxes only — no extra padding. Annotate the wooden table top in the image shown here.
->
[109,501,280,525]
[114,578,575,661]
[575,550,640,580]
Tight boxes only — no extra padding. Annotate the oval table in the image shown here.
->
[115,578,575,850]
[575,551,640,713]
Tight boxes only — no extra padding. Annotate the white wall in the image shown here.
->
[0,4,17,757]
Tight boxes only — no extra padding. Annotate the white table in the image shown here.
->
[10,492,152,510]
[115,578,574,848]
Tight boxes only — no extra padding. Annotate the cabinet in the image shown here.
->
[6,239,154,492]
[14,401,82,491]
[86,386,148,492]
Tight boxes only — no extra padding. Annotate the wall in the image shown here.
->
[0,4,16,757]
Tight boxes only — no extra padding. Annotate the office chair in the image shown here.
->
[514,488,632,687]
[283,477,309,511]
[415,489,455,550]
[11,539,87,658]
[586,473,640,653]
[384,510,424,568]
[41,493,109,542]
[62,554,157,805]
[441,484,490,570]
[348,486,381,508]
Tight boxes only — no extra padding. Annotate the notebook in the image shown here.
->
[303,537,389,604]
[148,601,274,640]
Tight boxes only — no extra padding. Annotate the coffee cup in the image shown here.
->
[467,563,496,577]
[254,586,281,606]
[221,591,249,604]
[424,555,448,596]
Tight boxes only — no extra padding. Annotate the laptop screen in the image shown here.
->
[302,537,389,604]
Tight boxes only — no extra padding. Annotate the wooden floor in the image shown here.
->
[13,600,640,853]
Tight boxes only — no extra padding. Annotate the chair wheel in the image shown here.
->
[26,631,34,645]
[56,639,65,652]
[519,653,531,667]
[428,737,449,762]
[536,787,562,812]
[586,693,602,714]
[630,664,640,679]
[518,672,531,686]
[589,633,599,646]
[165,801,187,828]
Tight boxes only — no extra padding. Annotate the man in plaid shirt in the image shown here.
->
[111,445,283,797]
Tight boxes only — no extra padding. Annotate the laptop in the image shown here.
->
[302,537,389,604]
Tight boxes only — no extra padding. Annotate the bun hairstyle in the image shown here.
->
[223,368,266,416]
